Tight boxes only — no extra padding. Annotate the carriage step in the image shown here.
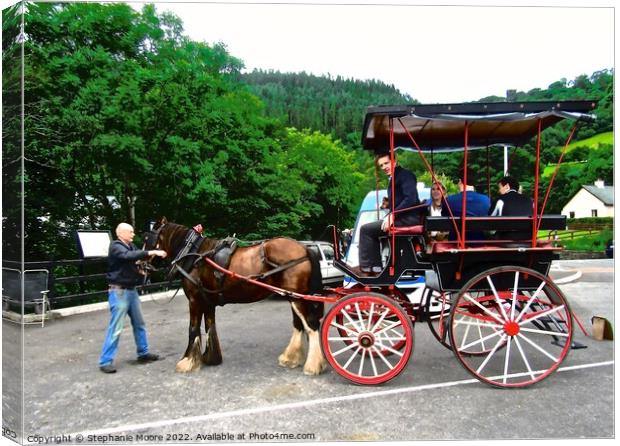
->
[551,339,587,349]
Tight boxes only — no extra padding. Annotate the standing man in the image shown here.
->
[99,222,167,373]
[358,153,421,274]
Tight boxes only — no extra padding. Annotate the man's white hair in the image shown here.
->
[116,222,134,236]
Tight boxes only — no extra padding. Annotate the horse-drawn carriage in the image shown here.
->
[144,100,597,389]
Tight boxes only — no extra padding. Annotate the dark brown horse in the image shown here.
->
[143,218,326,375]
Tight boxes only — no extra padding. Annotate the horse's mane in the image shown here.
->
[161,222,217,256]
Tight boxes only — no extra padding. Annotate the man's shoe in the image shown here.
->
[99,364,117,374]
[137,353,160,363]
[350,266,375,277]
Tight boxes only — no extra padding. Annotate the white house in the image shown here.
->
[561,180,614,219]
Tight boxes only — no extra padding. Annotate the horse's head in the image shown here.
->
[141,217,170,271]
[143,217,168,249]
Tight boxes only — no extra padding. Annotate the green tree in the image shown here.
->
[15,2,279,258]
[256,128,366,239]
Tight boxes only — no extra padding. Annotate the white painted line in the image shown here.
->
[65,360,614,439]
[553,270,582,284]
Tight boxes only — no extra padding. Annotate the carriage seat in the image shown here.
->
[388,225,425,235]
[429,239,556,254]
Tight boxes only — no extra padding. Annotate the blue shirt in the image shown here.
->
[444,191,491,217]
[443,191,491,241]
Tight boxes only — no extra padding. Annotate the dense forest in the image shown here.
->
[2,2,614,262]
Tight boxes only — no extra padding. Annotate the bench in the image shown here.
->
[384,215,565,237]
[425,215,567,232]
[388,225,425,235]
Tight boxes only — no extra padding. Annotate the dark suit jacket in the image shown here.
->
[387,165,421,226]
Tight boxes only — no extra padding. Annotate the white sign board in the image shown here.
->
[76,231,112,258]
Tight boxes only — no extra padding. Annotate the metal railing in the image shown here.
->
[2,258,178,309]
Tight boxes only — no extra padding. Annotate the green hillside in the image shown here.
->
[565,131,613,151]
[542,131,613,177]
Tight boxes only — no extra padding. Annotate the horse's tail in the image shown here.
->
[305,246,323,294]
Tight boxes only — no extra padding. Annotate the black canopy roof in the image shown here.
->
[361,100,597,153]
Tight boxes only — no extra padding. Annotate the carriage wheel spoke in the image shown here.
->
[486,276,509,321]
[477,323,486,352]
[454,319,502,330]
[370,307,391,332]
[375,336,407,342]
[366,303,375,331]
[475,334,508,374]
[458,327,504,351]
[510,272,519,320]
[519,326,569,337]
[513,336,536,380]
[515,282,546,323]
[369,348,379,376]
[343,307,364,332]
[375,341,405,357]
[343,346,362,370]
[517,332,558,362]
[331,341,360,357]
[372,346,395,370]
[502,337,513,384]
[355,303,366,332]
[374,319,402,337]
[378,324,406,347]
[460,319,472,351]
[519,304,566,326]
[462,293,505,324]
[358,348,366,376]
[330,320,357,336]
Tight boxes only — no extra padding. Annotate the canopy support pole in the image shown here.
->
[396,118,462,242]
[460,123,470,250]
[537,123,579,233]
[487,145,491,198]
[531,120,542,247]
[389,118,396,276]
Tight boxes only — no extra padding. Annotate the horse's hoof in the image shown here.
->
[201,354,223,366]
[175,357,200,373]
[303,360,327,376]
[278,353,303,369]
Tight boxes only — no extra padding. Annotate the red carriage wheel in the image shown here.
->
[449,266,573,388]
[321,292,414,385]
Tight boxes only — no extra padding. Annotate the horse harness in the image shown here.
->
[168,229,309,305]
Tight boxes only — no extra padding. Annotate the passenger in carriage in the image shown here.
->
[358,153,422,274]
[426,181,448,241]
[443,170,491,241]
[489,175,533,240]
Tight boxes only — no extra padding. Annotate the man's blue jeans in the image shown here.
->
[99,287,149,366]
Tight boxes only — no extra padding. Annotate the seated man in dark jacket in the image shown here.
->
[358,153,422,274]
[490,175,534,240]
